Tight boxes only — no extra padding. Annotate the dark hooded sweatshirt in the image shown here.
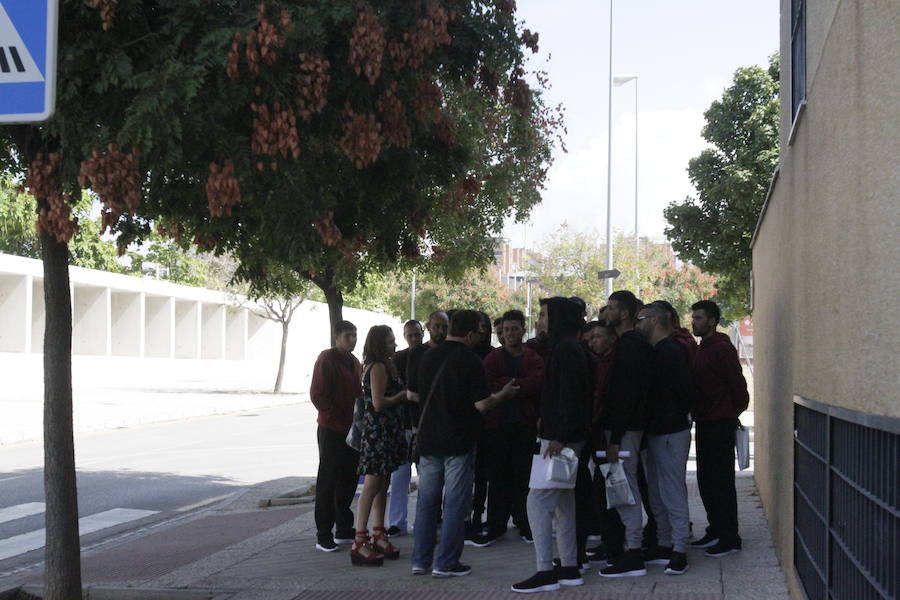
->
[538,297,593,444]
[645,337,695,435]
[601,329,653,444]
[692,332,749,422]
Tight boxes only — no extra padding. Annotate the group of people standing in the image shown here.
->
[309,291,749,593]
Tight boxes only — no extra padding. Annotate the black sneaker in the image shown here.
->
[704,540,741,557]
[599,549,646,578]
[689,533,719,549]
[519,527,534,544]
[432,564,472,578]
[411,565,428,576]
[511,570,560,593]
[586,544,607,564]
[643,545,672,565]
[551,558,588,574]
[665,551,689,575]
[315,537,339,552]
[386,525,406,537]
[334,529,356,545]
[465,532,499,548]
[555,565,584,586]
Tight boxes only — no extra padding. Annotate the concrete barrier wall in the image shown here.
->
[0,253,404,396]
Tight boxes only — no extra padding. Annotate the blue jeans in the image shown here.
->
[388,462,412,531]
[412,450,475,571]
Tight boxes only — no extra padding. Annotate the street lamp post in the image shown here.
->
[604,0,614,299]
[613,73,639,280]
[410,269,416,320]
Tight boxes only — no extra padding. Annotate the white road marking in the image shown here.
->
[0,503,45,525]
[0,507,157,561]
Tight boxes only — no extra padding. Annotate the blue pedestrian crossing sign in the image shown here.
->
[0,0,58,123]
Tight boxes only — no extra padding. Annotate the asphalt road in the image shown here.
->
[0,404,314,574]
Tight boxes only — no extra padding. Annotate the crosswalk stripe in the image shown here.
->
[0,507,157,561]
[0,503,45,525]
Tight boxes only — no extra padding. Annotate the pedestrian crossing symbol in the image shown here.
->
[0,0,58,123]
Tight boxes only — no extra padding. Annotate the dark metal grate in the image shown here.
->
[793,398,900,600]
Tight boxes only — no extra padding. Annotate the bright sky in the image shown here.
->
[504,0,779,249]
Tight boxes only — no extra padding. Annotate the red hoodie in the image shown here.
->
[309,348,363,434]
[670,327,698,363]
[483,345,545,428]
[691,332,749,422]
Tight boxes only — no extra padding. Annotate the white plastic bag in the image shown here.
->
[546,447,578,484]
[529,440,578,489]
[735,422,750,471]
[599,460,635,508]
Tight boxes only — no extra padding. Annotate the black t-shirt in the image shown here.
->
[411,341,489,456]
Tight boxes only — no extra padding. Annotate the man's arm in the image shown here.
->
[474,379,519,413]
[721,344,750,416]
[309,352,335,412]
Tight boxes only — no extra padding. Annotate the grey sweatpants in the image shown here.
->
[644,429,692,552]
[527,440,584,571]
[605,430,644,550]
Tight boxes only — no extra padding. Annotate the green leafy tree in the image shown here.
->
[1,4,558,592]
[529,227,718,320]
[664,55,779,318]
[385,267,513,321]
[0,176,39,258]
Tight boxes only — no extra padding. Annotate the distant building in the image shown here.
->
[490,241,532,291]
[751,3,899,600]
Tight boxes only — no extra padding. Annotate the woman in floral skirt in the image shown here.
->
[351,325,410,566]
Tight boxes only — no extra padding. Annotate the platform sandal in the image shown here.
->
[350,530,384,566]
[372,526,400,560]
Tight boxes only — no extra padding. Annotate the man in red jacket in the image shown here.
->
[310,320,362,552]
[480,309,545,546]
[689,300,750,557]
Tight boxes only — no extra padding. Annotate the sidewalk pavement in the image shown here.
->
[8,471,789,600]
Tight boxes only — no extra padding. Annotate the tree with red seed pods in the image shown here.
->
[0,4,561,591]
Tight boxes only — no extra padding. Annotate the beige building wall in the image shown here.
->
[752,1,900,598]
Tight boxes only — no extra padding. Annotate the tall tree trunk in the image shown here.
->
[41,230,82,599]
[323,283,343,346]
[273,320,288,393]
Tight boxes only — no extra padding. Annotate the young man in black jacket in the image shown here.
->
[512,297,593,593]
[599,290,653,578]
[635,301,695,575]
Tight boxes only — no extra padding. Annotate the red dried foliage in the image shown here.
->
[227,32,242,80]
[78,144,142,233]
[296,53,330,121]
[442,175,481,213]
[504,70,532,112]
[414,79,442,122]
[349,12,386,85]
[387,40,411,71]
[478,65,500,96]
[522,29,539,53]
[156,220,185,244]
[193,232,217,251]
[313,210,343,246]
[495,0,517,13]
[339,106,382,169]
[376,82,411,148]
[403,1,452,69]
[431,244,449,259]
[434,113,458,147]
[89,0,118,31]
[251,102,300,164]
[206,160,241,218]
[27,153,78,244]
[233,3,287,77]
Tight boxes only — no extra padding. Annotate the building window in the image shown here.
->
[790,0,807,120]
[793,396,899,600]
